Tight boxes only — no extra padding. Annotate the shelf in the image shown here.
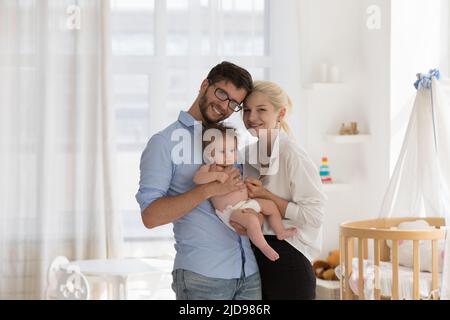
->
[303,82,345,90]
[322,183,350,192]
[326,134,370,144]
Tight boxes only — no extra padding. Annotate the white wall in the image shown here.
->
[269,0,303,145]
[390,0,448,172]
[359,0,391,226]
[298,0,391,257]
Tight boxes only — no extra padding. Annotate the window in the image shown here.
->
[111,0,271,257]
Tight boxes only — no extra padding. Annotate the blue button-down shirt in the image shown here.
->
[136,111,258,279]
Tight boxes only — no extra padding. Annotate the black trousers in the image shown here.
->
[252,235,316,300]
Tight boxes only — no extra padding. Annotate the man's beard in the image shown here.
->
[199,93,225,124]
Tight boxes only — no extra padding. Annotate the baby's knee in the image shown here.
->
[259,201,277,215]
[246,214,262,228]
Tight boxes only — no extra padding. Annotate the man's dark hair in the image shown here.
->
[207,61,253,94]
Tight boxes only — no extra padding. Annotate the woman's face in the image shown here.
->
[242,91,280,137]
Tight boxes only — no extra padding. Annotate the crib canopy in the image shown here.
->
[379,69,450,299]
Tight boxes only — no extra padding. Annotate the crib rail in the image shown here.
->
[339,217,445,300]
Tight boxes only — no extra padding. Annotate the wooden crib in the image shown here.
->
[339,217,446,300]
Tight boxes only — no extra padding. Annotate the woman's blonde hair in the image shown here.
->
[251,80,293,135]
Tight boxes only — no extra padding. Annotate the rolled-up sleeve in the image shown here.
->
[135,134,173,212]
[284,152,327,228]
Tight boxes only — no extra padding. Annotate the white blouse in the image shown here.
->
[242,131,327,261]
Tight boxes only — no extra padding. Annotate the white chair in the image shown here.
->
[45,256,90,300]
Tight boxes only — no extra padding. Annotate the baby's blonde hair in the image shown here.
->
[251,80,293,135]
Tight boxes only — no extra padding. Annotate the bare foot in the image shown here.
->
[276,227,298,241]
[260,244,280,261]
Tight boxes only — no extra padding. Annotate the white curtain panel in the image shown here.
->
[0,0,123,299]
[379,77,450,219]
[379,76,450,299]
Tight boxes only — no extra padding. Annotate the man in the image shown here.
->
[136,62,261,300]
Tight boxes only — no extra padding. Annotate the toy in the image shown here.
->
[339,122,359,135]
[319,157,333,183]
[312,249,340,281]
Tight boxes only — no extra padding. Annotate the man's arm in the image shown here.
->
[142,167,244,228]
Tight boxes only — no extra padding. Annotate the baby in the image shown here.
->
[193,124,297,261]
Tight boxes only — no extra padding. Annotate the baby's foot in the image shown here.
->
[260,245,280,261]
[276,227,298,240]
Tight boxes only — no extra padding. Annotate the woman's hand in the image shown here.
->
[245,177,269,199]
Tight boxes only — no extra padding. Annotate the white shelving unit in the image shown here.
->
[321,136,369,191]
[326,134,371,144]
[305,81,367,193]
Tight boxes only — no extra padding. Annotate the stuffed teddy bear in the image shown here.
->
[312,249,340,281]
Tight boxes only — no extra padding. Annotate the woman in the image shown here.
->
[241,80,327,300]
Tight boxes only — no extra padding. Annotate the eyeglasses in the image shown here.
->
[211,85,243,112]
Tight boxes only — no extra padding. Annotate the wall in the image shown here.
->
[390,0,448,172]
[269,0,304,145]
[298,0,391,257]
[297,0,449,258]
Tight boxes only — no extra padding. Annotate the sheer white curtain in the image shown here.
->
[0,0,123,299]
[379,74,450,299]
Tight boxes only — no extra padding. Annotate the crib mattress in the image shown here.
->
[345,258,441,300]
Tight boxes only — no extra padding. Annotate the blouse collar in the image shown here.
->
[246,130,289,175]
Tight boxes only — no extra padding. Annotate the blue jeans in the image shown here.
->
[171,269,262,300]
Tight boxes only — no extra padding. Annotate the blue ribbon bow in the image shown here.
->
[414,69,440,90]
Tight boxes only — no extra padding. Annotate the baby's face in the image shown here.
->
[212,135,237,165]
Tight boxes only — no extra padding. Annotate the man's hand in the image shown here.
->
[211,167,245,196]
[215,172,229,183]
[242,208,263,225]
[210,163,224,172]
[230,221,247,236]
[223,165,237,175]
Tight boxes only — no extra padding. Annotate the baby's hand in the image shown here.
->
[216,172,229,183]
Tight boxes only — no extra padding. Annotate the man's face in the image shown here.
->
[199,80,247,124]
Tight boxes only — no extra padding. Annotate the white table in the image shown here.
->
[61,258,172,300]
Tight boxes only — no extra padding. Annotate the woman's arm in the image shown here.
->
[281,152,327,228]
[264,192,289,218]
[245,151,327,228]
[193,164,228,184]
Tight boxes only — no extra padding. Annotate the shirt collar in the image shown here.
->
[247,130,288,171]
[178,111,202,128]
